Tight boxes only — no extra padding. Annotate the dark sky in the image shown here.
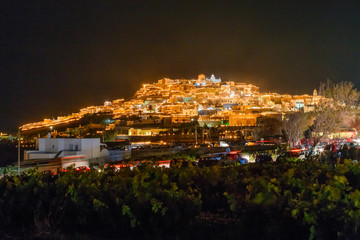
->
[1,0,360,131]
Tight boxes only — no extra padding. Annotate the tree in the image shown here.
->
[283,111,311,147]
[103,130,117,142]
[348,114,360,130]
[310,106,342,148]
[319,79,360,111]
[308,80,360,154]
[258,116,282,137]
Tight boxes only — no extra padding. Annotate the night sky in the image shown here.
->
[1,1,360,131]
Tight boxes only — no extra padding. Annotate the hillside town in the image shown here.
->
[19,74,323,134]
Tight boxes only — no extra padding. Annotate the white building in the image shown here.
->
[290,99,305,110]
[206,74,221,83]
[24,138,109,161]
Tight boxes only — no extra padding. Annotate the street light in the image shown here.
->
[49,126,53,138]
[17,128,20,174]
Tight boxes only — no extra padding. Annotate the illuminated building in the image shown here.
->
[20,74,327,131]
[229,114,260,126]
[24,138,108,160]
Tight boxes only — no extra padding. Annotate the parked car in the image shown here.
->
[197,157,221,167]
[238,156,248,164]
[255,153,273,163]
[276,149,306,162]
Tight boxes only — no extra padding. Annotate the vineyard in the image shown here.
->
[1,160,360,239]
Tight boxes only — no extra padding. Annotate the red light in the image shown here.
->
[60,155,86,160]
[229,151,241,154]
[157,160,171,168]
[157,160,171,164]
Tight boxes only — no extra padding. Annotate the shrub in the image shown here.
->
[1,161,360,239]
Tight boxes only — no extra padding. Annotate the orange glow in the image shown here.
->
[230,151,241,154]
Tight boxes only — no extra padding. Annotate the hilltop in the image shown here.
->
[20,74,321,132]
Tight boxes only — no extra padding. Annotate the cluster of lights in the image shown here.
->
[20,75,324,132]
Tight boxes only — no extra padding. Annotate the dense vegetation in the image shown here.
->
[1,160,360,239]
[0,139,17,166]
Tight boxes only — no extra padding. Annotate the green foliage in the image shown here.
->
[280,157,302,163]
[2,161,360,239]
[102,130,116,142]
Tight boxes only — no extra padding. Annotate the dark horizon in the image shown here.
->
[1,1,360,131]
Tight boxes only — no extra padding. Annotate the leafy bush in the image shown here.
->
[1,161,360,239]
